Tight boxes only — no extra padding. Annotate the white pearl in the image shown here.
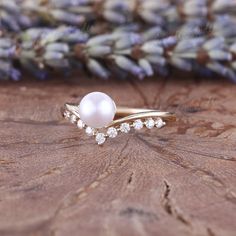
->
[78,92,116,128]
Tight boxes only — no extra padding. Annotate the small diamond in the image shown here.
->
[133,119,143,130]
[70,114,77,123]
[120,123,130,133]
[107,127,118,138]
[145,118,155,129]
[155,118,165,128]
[96,133,106,145]
[85,127,95,136]
[63,110,70,119]
[77,120,84,129]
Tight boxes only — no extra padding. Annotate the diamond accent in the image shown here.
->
[120,123,130,133]
[107,127,118,138]
[133,119,143,130]
[63,110,71,119]
[96,133,106,145]
[77,120,84,129]
[85,127,95,136]
[155,118,166,128]
[70,114,77,123]
[145,118,155,129]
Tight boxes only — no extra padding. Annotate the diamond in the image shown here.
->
[107,127,118,138]
[133,119,143,130]
[145,118,155,129]
[77,120,84,129]
[96,133,106,145]
[85,127,95,136]
[155,118,166,128]
[120,123,130,133]
[70,114,77,123]
[63,110,71,119]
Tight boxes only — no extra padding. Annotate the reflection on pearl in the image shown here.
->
[78,92,116,128]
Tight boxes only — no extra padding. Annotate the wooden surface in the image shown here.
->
[0,77,236,236]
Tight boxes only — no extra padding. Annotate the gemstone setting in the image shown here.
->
[63,110,71,119]
[78,92,116,128]
[70,114,77,123]
[77,120,84,129]
[133,119,143,130]
[120,123,130,133]
[107,127,118,138]
[145,118,155,129]
[155,118,165,128]
[96,133,106,145]
[85,126,95,136]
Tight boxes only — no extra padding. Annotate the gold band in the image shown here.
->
[62,103,176,145]
[63,103,176,128]
[110,107,175,127]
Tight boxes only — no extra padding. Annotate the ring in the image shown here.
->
[62,92,176,145]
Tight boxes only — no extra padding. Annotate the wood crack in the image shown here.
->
[135,134,189,169]
[0,118,61,126]
[162,180,191,226]
[207,227,216,236]
[172,145,236,162]
[120,207,158,221]
[0,136,83,148]
[127,172,134,185]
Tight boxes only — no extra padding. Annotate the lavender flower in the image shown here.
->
[0,23,235,81]
[1,0,236,31]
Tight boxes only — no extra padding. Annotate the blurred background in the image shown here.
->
[0,0,235,82]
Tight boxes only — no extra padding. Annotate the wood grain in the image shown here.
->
[0,77,236,236]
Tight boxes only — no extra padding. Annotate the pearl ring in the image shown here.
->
[62,92,176,145]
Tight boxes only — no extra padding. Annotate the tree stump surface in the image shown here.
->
[0,77,236,236]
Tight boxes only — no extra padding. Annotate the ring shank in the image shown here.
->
[116,107,157,117]
[116,106,175,120]
[63,103,176,126]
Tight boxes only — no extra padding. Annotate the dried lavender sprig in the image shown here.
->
[1,0,236,31]
[0,22,235,81]
[0,0,34,32]
[176,15,236,44]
